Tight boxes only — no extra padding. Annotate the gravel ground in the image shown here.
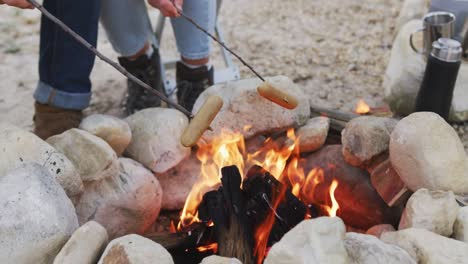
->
[0,0,467,151]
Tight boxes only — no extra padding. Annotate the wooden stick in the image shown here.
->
[27,0,194,119]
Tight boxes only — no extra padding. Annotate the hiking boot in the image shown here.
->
[119,47,164,115]
[176,62,214,112]
[33,102,83,140]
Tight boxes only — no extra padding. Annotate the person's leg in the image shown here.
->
[100,0,163,115]
[33,0,100,139]
[171,0,217,111]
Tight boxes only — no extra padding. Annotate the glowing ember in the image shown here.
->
[197,243,218,253]
[355,99,370,114]
[169,221,177,234]
[325,180,339,217]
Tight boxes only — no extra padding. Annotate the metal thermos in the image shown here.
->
[415,38,462,120]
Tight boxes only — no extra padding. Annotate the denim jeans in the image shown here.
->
[34,0,101,110]
[101,0,216,60]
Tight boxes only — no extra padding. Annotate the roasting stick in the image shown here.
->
[171,2,299,110]
[27,0,225,146]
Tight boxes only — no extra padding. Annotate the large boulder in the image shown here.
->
[76,158,163,239]
[0,163,79,264]
[382,228,468,264]
[47,129,119,182]
[79,114,132,156]
[125,108,190,173]
[54,221,108,264]
[395,0,429,34]
[264,217,349,264]
[98,234,173,264]
[384,20,468,122]
[342,116,397,167]
[0,123,83,199]
[399,189,459,236]
[454,206,468,243]
[297,116,329,153]
[390,112,468,193]
[155,153,201,210]
[193,76,310,143]
[344,232,416,264]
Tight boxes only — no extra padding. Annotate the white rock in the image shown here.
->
[390,112,468,193]
[399,189,459,236]
[264,217,349,264]
[193,76,310,143]
[0,163,79,264]
[297,116,329,153]
[76,158,162,239]
[344,232,416,264]
[98,234,173,264]
[384,20,468,122]
[0,123,83,198]
[79,114,132,156]
[342,116,397,167]
[54,221,108,264]
[47,129,119,182]
[395,0,429,34]
[366,224,396,238]
[381,228,468,264]
[125,108,190,173]
[454,206,468,243]
[155,153,201,210]
[200,256,242,264]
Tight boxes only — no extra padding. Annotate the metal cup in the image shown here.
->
[410,11,456,57]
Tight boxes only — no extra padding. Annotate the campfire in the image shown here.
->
[150,123,395,264]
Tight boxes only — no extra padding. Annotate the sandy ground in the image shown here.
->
[0,0,467,151]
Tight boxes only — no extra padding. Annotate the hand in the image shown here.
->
[0,0,34,9]
[148,0,183,17]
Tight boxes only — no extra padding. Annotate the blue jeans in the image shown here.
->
[101,0,216,60]
[34,0,101,110]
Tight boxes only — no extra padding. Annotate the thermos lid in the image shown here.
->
[431,38,462,62]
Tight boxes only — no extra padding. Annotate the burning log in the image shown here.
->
[299,145,403,230]
[198,166,254,264]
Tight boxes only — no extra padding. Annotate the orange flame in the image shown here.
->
[325,180,339,217]
[355,99,370,114]
[196,243,218,253]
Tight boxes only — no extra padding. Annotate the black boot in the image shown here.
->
[119,47,164,115]
[176,62,214,112]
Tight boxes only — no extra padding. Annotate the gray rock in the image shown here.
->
[344,232,416,264]
[79,114,132,156]
[390,112,468,193]
[399,189,459,236]
[54,221,108,264]
[76,158,162,239]
[342,116,397,167]
[264,217,349,264]
[366,224,396,238]
[297,116,329,153]
[381,228,468,264]
[125,108,190,173]
[384,20,468,122]
[454,206,468,243]
[98,234,173,264]
[47,129,119,182]
[193,76,310,143]
[155,153,201,210]
[0,123,83,199]
[0,163,79,264]
[200,256,242,264]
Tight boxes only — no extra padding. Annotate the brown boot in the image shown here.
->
[33,102,83,140]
